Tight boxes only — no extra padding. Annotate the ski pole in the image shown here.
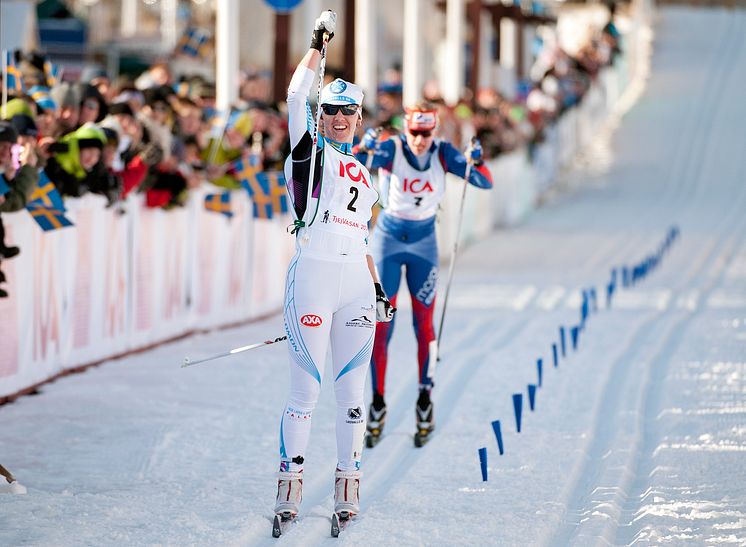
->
[436,137,477,356]
[182,335,287,368]
[301,25,331,232]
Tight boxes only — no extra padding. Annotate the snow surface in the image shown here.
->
[2,7,745,546]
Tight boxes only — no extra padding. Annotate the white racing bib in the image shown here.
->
[289,141,378,257]
[383,138,446,221]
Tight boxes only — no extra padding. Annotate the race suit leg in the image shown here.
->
[330,259,376,471]
[279,253,336,473]
[369,229,403,398]
[403,232,438,390]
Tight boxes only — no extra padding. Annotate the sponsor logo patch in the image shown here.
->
[301,314,323,327]
[330,80,347,93]
[346,407,364,424]
[416,266,438,306]
[345,315,374,328]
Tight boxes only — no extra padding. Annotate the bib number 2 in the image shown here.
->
[347,186,359,212]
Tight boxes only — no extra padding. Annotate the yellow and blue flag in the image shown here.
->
[4,50,25,93]
[230,156,260,185]
[27,170,66,211]
[242,170,289,220]
[204,191,233,218]
[43,59,61,87]
[26,203,73,231]
[176,28,210,58]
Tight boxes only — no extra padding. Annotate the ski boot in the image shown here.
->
[331,469,360,536]
[364,392,386,448]
[413,389,435,447]
[272,471,302,537]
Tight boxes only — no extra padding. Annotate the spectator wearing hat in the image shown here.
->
[9,114,41,173]
[138,87,174,162]
[29,86,58,139]
[50,82,82,136]
[78,83,109,126]
[112,88,146,115]
[100,102,141,171]
[101,103,163,200]
[45,124,108,199]
[81,64,113,101]
[0,120,39,297]
[171,98,207,188]
[0,120,39,213]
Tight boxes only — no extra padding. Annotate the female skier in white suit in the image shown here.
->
[273,10,395,526]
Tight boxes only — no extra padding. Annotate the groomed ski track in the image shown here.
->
[1,7,745,547]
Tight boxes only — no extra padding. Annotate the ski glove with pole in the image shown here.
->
[310,10,337,51]
[374,283,396,322]
[468,138,484,166]
[360,127,383,153]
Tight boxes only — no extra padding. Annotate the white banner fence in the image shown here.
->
[0,190,295,401]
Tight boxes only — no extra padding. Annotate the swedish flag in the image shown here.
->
[204,191,233,218]
[27,170,66,211]
[4,51,25,94]
[176,28,210,58]
[26,203,73,231]
[241,170,289,220]
[230,156,260,185]
[43,59,61,87]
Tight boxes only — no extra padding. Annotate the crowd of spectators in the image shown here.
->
[350,5,621,157]
[0,4,620,299]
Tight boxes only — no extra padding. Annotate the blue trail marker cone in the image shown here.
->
[478,447,488,481]
[581,291,589,324]
[528,384,537,411]
[590,288,598,312]
[537,358,543,387]
[559,327,566,357]
[552,343,559,368]
[606,281,614,308]
[513,393,523,432]
[491,420,504,455]
[571,326,579,351]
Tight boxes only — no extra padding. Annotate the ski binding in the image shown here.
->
[272,511,296,538]
[331,511,353,537]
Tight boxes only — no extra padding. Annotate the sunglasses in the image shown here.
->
[321,104,360,116]
[83,100,99,110]
[408,129,432,138]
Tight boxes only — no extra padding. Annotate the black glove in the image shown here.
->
[374,282,395,322]
[310,10,336,52]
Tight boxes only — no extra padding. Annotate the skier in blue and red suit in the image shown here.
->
[354,102,493,445]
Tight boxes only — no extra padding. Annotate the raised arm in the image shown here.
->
[286,9,337,148]
[438,140,493,189]
[285,10,337,219]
